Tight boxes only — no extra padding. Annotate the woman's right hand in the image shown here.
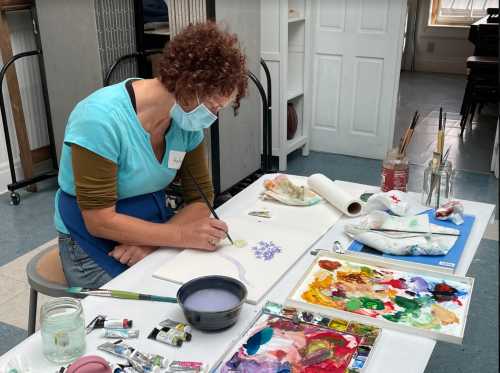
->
[176,217,228,251]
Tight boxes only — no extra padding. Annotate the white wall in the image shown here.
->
[413,0,473,74]
[0,11,50,193]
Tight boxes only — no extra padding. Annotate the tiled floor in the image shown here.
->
[0,71,498,372]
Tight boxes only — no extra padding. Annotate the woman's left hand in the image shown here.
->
[109,244,156,266]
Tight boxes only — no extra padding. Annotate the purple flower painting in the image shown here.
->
[252,241,281,261]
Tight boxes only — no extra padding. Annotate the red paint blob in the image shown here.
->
[318,260,342,271]
[380,279,407,289]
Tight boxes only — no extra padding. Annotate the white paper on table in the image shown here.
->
[307,174,363,217]
[153,214,336,304]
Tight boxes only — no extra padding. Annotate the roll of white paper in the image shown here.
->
[307,174,362,217]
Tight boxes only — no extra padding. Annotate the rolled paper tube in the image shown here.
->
[307,174,362,217]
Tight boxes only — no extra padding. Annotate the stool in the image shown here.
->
[25,245,83,335]
[460,56,498,136]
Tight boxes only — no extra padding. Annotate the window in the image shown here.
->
[431,0,497,26]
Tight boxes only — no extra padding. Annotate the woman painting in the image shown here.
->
[55,22,247,288]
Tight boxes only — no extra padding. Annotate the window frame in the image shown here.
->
[430,0,490,26]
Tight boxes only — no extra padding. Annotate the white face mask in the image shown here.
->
[170,97,217,131]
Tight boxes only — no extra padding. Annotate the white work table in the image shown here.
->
[0,178,495,373]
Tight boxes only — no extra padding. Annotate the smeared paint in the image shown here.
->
[252,241,281,261]
[216,252,251,286]
[318,260,341,271]
[300,257,469,337]
[233,239,248,248]
[220,313,363,373]
[432,282,458,302]
[380,278,407,289]
[431,304,460,325]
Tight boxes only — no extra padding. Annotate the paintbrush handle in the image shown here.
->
[185,167,234,244]
[111,290,177,303]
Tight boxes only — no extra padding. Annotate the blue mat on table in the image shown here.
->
[348,210,475,272]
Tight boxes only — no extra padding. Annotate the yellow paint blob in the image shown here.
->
[233,239,248,248]
[431,304,460,325]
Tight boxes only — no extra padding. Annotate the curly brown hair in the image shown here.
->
[158,22,248,112]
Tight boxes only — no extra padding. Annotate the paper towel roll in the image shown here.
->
[307,174,362,217]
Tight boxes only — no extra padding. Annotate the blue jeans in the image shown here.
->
[58,232,112,288]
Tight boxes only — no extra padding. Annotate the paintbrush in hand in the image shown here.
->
[66,287,177,303]
[185,167,234,245]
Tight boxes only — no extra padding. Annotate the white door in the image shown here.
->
[308,0,406,159]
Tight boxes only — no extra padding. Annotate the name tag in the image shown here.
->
[167,150,186,169]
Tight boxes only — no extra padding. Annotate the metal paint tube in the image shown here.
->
[103,328,139,339]
[148,327,183,347]
[128,351,161,373]
[168,360,205,372]
[98,340,166,368]
[159,319,192,334]
[95,319,133,329]
[98,340,134,359]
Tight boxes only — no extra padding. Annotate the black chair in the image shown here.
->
[459,56,498,136]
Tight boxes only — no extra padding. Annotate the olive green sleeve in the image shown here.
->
[178,141,214,205]
[71,144,118,210]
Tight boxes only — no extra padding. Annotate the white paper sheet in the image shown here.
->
[154,175,342,304]
[308,174,363,217]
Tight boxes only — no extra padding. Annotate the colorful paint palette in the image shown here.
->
[213,302,380,372]
[287,253,474,344]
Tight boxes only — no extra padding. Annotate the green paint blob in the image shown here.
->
[360,297,385,310]
[360,266,373,276]
[346,298,362,311]
[409,218,419,228]
[395,296,421,312]
[383,311,404,322]
[416,295,434,307]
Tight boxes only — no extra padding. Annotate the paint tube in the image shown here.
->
[159,318,192,334]
[158,319,192,341]
[143,353,168,368]
[104,328,139,339]
[128,350,161,373]
[98,340,167,368]
[95,318,133,329]
[167,360,205,372]
[98,340,134,359]
[148,327,183,347]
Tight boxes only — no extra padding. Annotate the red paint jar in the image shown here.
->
[381,148,409,192]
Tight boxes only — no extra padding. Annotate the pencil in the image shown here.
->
[185,167,234,245]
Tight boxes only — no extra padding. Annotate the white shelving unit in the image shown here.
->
[261,0,311,171]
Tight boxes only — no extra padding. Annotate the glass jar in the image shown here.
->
[421,159,454,208]
[40,298,86,364]
[381,148,409,192]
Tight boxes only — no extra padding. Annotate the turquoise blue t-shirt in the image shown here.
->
[54,79,204,233]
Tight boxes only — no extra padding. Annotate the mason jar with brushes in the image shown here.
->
[381,148,409,192]
[422,156,454,208]
[40,298,86,363]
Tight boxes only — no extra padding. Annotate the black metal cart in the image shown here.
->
[0,5,58,205]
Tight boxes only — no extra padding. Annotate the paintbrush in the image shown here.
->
[426,146,452,206]
[66,287,178,303]
[185,167,234,245]
[368,227,459,236]
[400,111,420,155]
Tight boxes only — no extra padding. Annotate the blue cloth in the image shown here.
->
[54,78,204,233]
[59,190,174,277]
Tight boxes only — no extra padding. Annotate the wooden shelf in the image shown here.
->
[287,89,304,101]
[287,134,307,152]
[288,17,305,23]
